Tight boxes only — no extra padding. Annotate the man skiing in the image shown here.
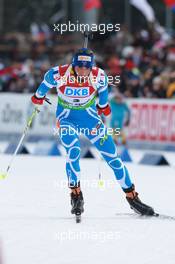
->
[31,47,155,219]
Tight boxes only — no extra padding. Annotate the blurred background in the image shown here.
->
[0,0,175,157]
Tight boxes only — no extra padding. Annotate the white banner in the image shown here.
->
[0,93,57,136]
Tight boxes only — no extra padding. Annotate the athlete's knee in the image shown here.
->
[68,146,81,161]
[60,131,80,151]
[108,157,124,170]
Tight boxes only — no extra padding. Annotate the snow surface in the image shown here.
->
[0,154,175,264]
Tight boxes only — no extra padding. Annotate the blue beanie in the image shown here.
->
[72,48,94,68]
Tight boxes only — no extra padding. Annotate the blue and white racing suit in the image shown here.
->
[35,64,133,191]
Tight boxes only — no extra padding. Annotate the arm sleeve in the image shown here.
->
[35,67,59,98]
[97,70,109,108]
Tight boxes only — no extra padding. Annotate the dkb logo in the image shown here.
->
[65,87,89,97]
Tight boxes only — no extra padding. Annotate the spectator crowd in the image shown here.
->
[0,24,175,99]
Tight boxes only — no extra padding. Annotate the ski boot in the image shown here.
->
[70,188,84,215]
[124,185,155,216]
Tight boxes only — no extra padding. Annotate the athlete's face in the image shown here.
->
[74,66,91,77]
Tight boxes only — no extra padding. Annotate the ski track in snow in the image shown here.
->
[0,154,175,264]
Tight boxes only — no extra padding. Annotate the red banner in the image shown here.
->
[128,101,175,142]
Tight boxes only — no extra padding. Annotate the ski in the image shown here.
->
[151,213,175,221]
[115,213,175,221]
[75,212,81,223]
[138,213,175,221]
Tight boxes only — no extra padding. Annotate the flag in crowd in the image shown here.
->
[84,0,102,11]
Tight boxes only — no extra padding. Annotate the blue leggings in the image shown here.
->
[57,105,133,191]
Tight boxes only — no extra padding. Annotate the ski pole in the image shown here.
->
[0,97,52,180]
[0,106,40,180]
